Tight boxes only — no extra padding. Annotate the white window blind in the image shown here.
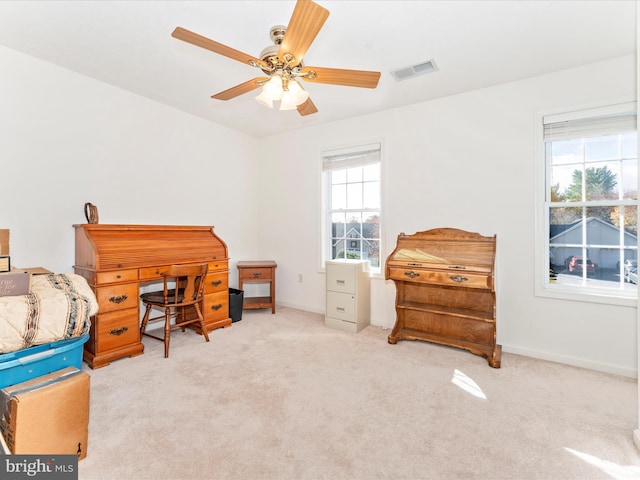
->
[544,103,636,142]
[322,143,381,171]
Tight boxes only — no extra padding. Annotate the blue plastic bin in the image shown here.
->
[0,335,89,390]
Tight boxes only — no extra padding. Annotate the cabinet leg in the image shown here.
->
[488,345,502,368]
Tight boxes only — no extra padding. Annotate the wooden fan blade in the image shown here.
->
[172,27,265,68]
[278,0,330,66]
[297,97,318,116]
[300,67,381,88]
[211,78,268,101]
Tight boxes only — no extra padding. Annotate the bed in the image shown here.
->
[0,273,97,354]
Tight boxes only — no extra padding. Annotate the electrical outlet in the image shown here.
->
[298,273,303,283]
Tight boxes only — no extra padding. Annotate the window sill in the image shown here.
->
[535,283,637,307]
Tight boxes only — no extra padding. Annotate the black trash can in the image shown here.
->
[229,288,244,322]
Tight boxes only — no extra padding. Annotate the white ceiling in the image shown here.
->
[0,1,635,138]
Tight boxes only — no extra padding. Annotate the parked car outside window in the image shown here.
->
[568,256,596,275]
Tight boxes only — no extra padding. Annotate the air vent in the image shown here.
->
[391,60,438,81]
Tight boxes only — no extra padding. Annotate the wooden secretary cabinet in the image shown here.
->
[74,224,232,369]
[385,228,501,368]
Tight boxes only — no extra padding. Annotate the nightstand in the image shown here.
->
[237,261,277,314]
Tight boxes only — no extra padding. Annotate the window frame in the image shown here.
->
[535,101,638,306]
[320,142,383,275]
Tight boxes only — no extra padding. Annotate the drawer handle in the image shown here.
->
[336,280,346,285]
[336,307,345,312]
[210,280,222,286]
[211,304,223,311]
[404,271,420,279]
[116,274,122,279]
[448,265,467,270]
[252,272,262,277]
[449,275,468,283]
[110,326,128,336]
[108,294,128,304]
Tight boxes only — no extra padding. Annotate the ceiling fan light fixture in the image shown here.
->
[255,76,285,108]
[279,80,309,110]
[255,90,274,109]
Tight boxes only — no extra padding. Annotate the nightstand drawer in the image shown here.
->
[239,267,273,281]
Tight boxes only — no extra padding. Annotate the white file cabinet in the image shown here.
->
[325,260,370,333]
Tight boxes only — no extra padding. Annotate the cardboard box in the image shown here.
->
[0,229,8,255]
[0,367,89,459]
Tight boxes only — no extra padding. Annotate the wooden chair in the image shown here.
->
[140,263,209,358]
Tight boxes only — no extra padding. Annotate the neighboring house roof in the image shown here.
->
[344,227,377,250]
[550,217,637,246]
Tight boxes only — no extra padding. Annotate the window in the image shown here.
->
[322,143,382,272]
[541,103,637,301]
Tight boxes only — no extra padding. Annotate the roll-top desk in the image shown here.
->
[385,228,500,368]
[74,224,232,368]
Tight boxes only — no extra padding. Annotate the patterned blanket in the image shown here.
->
[0,273,97,354]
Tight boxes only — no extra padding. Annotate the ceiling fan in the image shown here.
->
[171,0,381,116]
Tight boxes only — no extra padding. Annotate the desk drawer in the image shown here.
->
[139,265,171,281]
[96,269,138,285]
[94,309,140,353]
[204,271,228,294]
[387,267,491,289]
[95,283,139,313]
[203,291,229,320]
[239,267,273,281]
[208,260,228,272]
[140,262,226,281]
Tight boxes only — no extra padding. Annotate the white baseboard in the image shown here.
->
[275,301,324,315]
[269,305,638,378]
[503,344,637,378]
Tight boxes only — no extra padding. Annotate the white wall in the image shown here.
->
[256,55,637,377]
[0,45,260,286]
[1,43,636,377]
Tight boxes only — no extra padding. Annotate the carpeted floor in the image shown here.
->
[78,307,640,480]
